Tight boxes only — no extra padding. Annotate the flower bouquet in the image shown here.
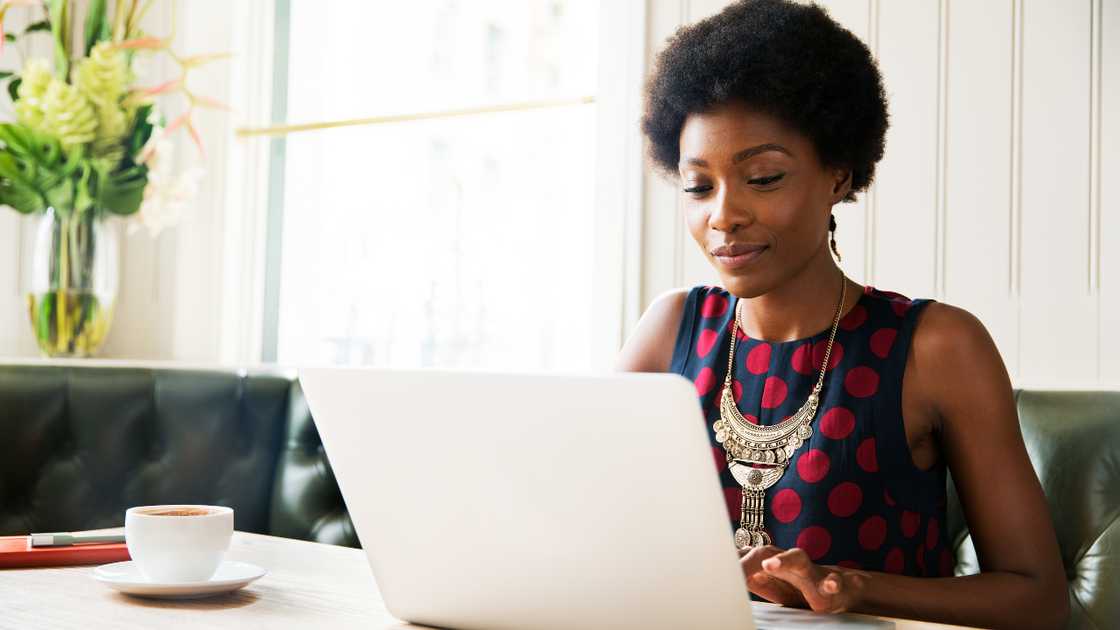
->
[0,0,224,357]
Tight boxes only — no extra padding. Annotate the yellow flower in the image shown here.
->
[92,102,127,162]
[40,78,98,149]
[76,42,129,106]
[14,59,52,130]
[76,42,132,160]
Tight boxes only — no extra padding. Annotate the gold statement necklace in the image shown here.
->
[714,273,847,550]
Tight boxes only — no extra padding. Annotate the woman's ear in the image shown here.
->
[831,168,852,203]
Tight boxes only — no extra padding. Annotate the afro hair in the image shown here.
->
[641,0,888,202]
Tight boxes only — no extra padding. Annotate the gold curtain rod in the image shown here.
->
[235,95,596,138]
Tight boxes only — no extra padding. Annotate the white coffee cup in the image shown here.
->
[125,505,234,583]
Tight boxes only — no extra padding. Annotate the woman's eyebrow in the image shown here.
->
[680,143,792,168]
[732,143,792,163]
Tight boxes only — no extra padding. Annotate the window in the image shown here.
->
[270,1,600,370]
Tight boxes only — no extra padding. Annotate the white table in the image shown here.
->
[0,530,979,629]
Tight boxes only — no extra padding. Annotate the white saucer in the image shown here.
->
[93,560,266,599]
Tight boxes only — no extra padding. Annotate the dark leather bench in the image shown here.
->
[0,365,1115,627]
[0,365,356,547]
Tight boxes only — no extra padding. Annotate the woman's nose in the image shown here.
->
[708,186,753,233]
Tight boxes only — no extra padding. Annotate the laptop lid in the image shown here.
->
[299,367,754,630]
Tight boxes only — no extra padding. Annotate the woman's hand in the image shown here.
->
[739,545,870,613]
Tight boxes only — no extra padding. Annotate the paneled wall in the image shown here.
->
[641,0,1120,388]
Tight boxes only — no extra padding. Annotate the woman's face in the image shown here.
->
[677,101,850,298]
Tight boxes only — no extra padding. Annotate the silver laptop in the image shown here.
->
[299,368,892,630]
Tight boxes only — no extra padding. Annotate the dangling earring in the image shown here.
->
[829,214,842,262]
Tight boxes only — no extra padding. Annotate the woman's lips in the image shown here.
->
[712,245,768,270]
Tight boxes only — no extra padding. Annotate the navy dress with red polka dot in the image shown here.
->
[670,285,953,577]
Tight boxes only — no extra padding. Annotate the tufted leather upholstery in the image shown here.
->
[947,390,1120,629]
[0,365,357,548]
[267,380,357,546]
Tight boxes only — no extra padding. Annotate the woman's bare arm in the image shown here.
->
[614,289,690,373]
[860,303,1068,627]
[743,304,1069,629]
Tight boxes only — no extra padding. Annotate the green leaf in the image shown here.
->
[24,20,51,34]
[0,123,36,156]
[83,0,109,56]
[58,145,83,177]
[8,77,21,102]
[38,135,62,168]
[45,178,73,211]
[0,152,33,187]
[3,34,14,43]
[127,103,155,156]
[35,291,55,341]
[98,174,146,215]
[0,179,45,213]
[0,124,108,217]
[0,71,12,80]
[0,147,48,214]
[95,158,149,217]
[47,0,69,80]
[74,162,93,214]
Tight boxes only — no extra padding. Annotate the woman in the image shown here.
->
[616,1,1068,627]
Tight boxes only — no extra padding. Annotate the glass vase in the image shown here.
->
[25,207,119,358]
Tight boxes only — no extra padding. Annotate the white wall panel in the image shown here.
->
[1018,0,1096,385]
[943,0,1019,379]
[689,0,732,19]
[0,213,25,355]
[100,226,175,359]
[873,0,939,299]
[641,0,677,306]
[816,0,872,287]
[1099,0,1120,384]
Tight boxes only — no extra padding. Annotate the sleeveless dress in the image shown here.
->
[669,285,953,577]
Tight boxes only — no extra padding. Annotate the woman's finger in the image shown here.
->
[761,547,818,583]
[759,548,844,610]
[819,570,843,595]
[738,545,785,577]
[816,569,870,613]
[739,546,807,607]
[746,571,806,607]
[761,551,866,614]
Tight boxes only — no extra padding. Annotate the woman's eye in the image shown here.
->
[683,184,712,194]
[749,173,785,186]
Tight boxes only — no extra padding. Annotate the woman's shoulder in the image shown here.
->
[647,284,732,322]
[615,285,732,373]
[861,285,931,313]
[615,287,693,372]
[910,300,996,367]
[860,285,991,358]
[869,288,1006,417]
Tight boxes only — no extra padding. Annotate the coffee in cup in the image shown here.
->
[125,505,233,582]
[138,507,215,517]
